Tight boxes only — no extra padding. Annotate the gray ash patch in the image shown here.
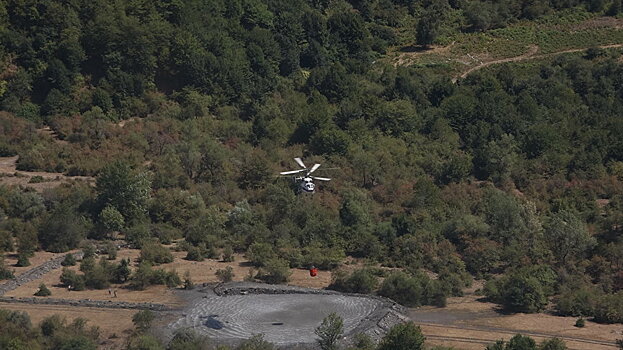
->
[164,282,407,348]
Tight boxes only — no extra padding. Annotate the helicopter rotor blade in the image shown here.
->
[311,176,331,181]
[307,163,321,175]
[294,157,307,169]
[280,169,307,175]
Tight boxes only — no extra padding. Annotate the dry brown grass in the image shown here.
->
[0,302,135,350]
[467,312,623,342]
[3,250,76,276]
[5,248,334,305]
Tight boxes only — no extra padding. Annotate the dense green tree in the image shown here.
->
[96,161,151,224]
[545,211,596,266]
[38,204,86,252]
[377,322,425,350]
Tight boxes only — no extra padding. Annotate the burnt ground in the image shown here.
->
[163,282,408,348]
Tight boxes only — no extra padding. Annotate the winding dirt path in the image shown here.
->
[454,43,623,82]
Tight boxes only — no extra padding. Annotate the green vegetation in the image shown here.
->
[216,266,235,283]
[0,0,622,341]
[377,322,425,350]
[34,283,51,296]
[0,310,99,350]
[316,313,344,350]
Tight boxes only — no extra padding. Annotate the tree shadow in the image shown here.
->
[399,45,432,53]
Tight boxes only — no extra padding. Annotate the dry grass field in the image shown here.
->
[4,248,334,305]
[3,249,622,350]
[414,292,623,350]
[0,302,135,350]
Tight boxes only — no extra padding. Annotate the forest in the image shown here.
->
[0,0,622,348]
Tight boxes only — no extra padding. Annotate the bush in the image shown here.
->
[61,253,77,266]
[257,258,291,284]
[185,246,204,261]
[114,258,131,283]
[34,283,52,296]
[82,244,96,259]
[60,268,85,291]
[377,272,445,307]
[593,292,623,323]
[246,242,275,267]
[132,310,155,333]
[168,329,210,350]
[140,242,174,265]
[183,271,194,290]
[555,286,598,317]
[128,262,181,290]
[16,253,30,267]
[216,266,235,282]
[301,246,344,270]
[0,257,15,280]
[485,267,554,313]
[539,338,568,350]
[222,245,235,262]
[329,269,378,294]
[84,264,111,289]
[103,242,118,260]
[377,322,425,350]
[575,317,585,327]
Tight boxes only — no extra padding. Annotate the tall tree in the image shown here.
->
[96,161,151,224]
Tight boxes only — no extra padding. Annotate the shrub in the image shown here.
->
[185,246,204,261]
[168,329,210,350]
[60,268,85,291]
[114,258,131,283]
[575,317,585,328]
[593,292,623,323]
[257,258,291,284]
[315,313,343,350]
[82,244,96,259]
[539,338,568,350]
[132,310,155,333]
[378,272,421,306]
[140,242,174,265]
[216,266,235,283]
[377,322,425,350]
[246,242,275,267]
[16,253,30,267]
[61,253,77,266]
[183,271,194,290]
[84,264,111,289]
[555,286,598,317]
[0,257,14,280]
[485,267,553,313]
[128,262,181,290]
[103,242,118,260]
[34,283,52,296]
[222,245,235,262]
[329,269,378,294]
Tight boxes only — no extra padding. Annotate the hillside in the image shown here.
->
[0,0,622,349]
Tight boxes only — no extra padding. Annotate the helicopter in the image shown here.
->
[279,158,331,193]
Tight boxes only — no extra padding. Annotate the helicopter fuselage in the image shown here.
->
[295,176,315,193]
